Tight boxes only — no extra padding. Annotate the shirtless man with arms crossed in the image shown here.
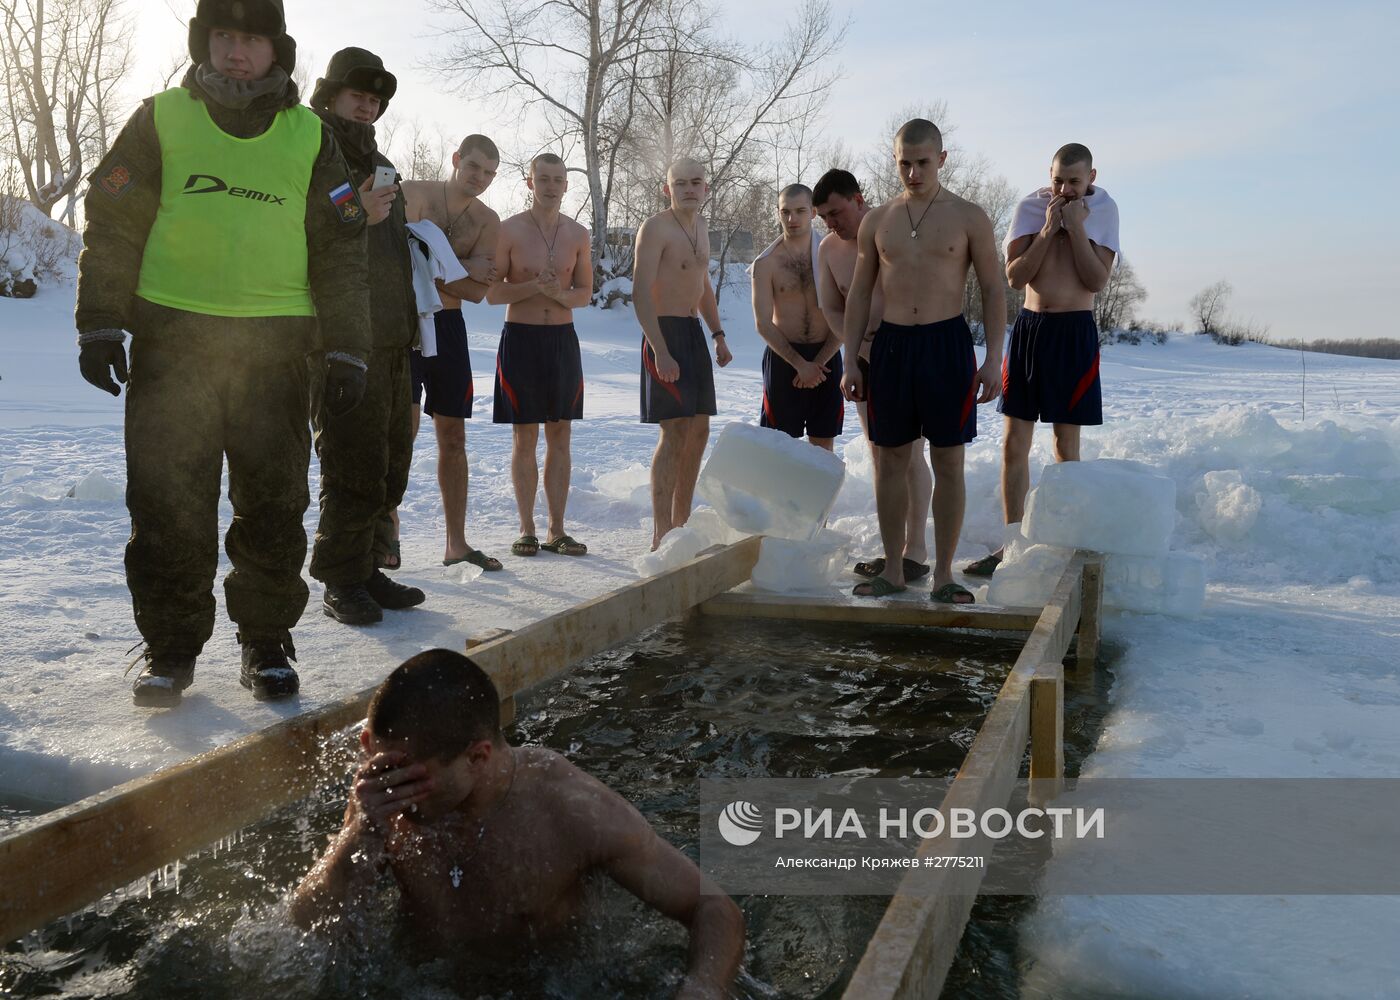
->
[487,153,592,559]
[401,135,503,571]
[814,168,932,582]
[291,650,744,999]
[633,157,732,550]
[750,183,844,450]
[963,143,1118,577]
[840,120,1006,603]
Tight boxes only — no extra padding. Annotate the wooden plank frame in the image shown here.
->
[1,535,1102,999]
[840,552,1088,1000]
[0,538,761,945]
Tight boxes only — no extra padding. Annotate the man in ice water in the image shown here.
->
[840,120,1006,603]
[633,157,733,550]
[291,649,745,998]
[814,169,932,583]
[487,153,592,559]
[750,183,843,450]
[963,143,1118,578]
[401,136,504,572]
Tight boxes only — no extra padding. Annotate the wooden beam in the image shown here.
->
[844,553,1086,1000]
[1030,662,1065,803]
[466,629,516,727]
[0,537,761,946]
[699,591,1043,631]
[1075,551,1104,672]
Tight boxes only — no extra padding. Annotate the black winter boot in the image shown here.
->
[322,582,383,625]
[238,631,300,701]
[130,651,196,708]
[365,569,425,610]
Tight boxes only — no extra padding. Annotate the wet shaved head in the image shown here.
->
[894,118,943,151]
[779,183,812,202]
[530,151,565,175]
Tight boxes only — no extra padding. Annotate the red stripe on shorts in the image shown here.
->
[761,390,773,425]
[642,338,683,403]
[1067,353,1100,412]
[960,375,977,430]
[496,355,518,413]
[572,376,584,411]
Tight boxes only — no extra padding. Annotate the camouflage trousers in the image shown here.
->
[309,346,414,586]
[124,309,313,655]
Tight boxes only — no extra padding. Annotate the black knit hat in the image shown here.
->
[188,0,297,75]
[310,47,398,121]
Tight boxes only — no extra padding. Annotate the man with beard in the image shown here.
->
[306,48,427,624]
[76,0,369,705]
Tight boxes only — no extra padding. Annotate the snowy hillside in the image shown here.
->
[2,272,1399,995]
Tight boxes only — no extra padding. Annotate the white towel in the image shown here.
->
[406,219,470,358]
[749,229,827,309]
[1005,185,1120,258]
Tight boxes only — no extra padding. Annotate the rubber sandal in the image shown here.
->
[443,548,503,571]
[931,582,976,605]
[901,559,930,582]
[854,557,886,579]
[962,553,1002,578]
[512,534,540,557]
[852,577,907,598]
[540,534,587,556]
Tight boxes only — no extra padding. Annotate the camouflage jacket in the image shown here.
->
[75,66,371,359]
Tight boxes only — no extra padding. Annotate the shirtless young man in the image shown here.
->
[291,649,745,999]
[814,169,932,582]
[963,143,1118,577]
[749,184,844,450]
[400,135,503,572]
[633,157,733,550]
[487,154,592,559]
[840,120,1006,604]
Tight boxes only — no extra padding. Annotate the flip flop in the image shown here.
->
[931,582,976,605]
[443,548,503,571]
[852,576,907,598]
[540,534,587,556]
[375,540,401,571]
[854,557,929,581]
[962,553,1002,578]
[512,534,540,557]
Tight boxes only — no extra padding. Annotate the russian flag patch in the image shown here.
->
[329,181,361,223]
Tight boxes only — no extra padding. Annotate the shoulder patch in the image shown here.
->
[330,181,361,223]
[97,161,135,200]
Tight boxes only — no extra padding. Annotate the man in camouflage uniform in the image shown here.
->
[75,0,370,706]
[307,48,424,625]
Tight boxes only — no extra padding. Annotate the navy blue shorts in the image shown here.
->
[410,308,474,418]
[998,309,1102,425]
[866,315,978,448]
[761,341,845,439]
[492,321,585,424]
[640,316,717,423]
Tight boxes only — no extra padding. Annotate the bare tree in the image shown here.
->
[1189,279,1232,337]
[428,0,844,291]
[1094,254,1147,335]
[0,0,132,219]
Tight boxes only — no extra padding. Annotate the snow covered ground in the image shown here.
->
[3,267,1399,996]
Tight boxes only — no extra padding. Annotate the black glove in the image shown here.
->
[78,339,129,396]
[324,355,367,417]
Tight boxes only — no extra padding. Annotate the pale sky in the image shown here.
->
[127,0,1400,342]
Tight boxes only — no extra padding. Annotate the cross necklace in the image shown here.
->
[448,750,518,889]
[529,207,562,266]
[442,181,474,241]
[904,185,942,240]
